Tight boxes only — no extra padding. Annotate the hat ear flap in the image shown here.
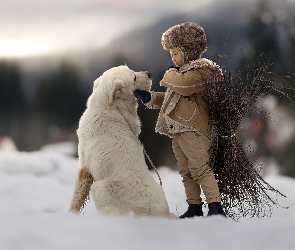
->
[109,79,123,105]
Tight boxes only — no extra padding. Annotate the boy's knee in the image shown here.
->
[179,168,193,179]
[190,163,212,181]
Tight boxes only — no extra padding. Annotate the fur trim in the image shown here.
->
[161,22,208,64]
[155,113,196,138]
[180,58,224,83]
[154,90,199,137]
[145,91,159,109]
[180,58,220,72]
[162,89,181,115]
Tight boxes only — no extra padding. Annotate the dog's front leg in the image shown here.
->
[69,167,94,213]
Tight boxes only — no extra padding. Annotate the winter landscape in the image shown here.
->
[0,142,295,250]
[1,0,295,249]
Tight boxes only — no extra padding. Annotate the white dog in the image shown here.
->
[69,65,174,218]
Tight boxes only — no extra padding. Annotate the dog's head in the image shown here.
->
[93,65,152,105]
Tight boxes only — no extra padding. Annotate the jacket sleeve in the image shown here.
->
[160,68,207,96]
[145,91,165,109]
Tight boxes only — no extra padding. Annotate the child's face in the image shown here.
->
[169,47,184,67]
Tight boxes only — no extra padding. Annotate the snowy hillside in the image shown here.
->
[1,145,295,250]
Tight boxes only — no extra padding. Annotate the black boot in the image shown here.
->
[179,204,203,219]
[207,202,226,217]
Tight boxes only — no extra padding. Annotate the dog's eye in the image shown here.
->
[134,75,136,81]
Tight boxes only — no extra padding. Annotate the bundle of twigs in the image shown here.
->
[205,58,289,220]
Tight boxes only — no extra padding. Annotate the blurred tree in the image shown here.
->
[274,25,295,177]
[35,60,87,129]
[242,0,283,71]
[0,61,27,116]
[0,60,28,149]
[286,21,295,90]
[275,120,295,178]
[238,0,295,176]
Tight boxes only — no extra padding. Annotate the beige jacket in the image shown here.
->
[146,58,223,138]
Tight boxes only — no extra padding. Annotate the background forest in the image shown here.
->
[1,0,295,176]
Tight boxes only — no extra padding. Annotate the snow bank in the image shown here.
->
[0,148,295,250]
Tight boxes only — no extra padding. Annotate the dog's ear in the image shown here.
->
[93,76,101,90]
[109,79,123,105]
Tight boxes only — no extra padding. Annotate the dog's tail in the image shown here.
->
[69,167,94,213]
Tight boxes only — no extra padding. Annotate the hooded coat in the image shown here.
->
[146,58,223,138]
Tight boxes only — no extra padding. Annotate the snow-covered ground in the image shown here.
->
[1,144,295,250]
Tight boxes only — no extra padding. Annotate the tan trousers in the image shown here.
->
[172,131,221,204]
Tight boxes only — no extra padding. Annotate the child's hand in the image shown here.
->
[133,89,151,103]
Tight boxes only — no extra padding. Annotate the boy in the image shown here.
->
[134,22,225,218]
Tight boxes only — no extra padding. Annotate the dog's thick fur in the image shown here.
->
[69,65,174,218]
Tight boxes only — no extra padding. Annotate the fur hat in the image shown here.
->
[161,22,208,64]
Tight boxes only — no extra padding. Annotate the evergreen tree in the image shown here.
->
[274,27,295,177]
[238,0,295,176]
[0,61,27,149]
[242,0,283,71]
[35,61,87,128]
[0,61,26,116]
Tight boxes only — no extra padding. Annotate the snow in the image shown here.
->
[1,145,295,250]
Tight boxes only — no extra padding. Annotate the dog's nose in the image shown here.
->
[145,71,151,78]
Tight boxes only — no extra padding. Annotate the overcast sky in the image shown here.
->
[0,0,218,58]
[0,0,293,59]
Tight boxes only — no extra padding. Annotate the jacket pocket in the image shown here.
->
[174,97,197,122]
